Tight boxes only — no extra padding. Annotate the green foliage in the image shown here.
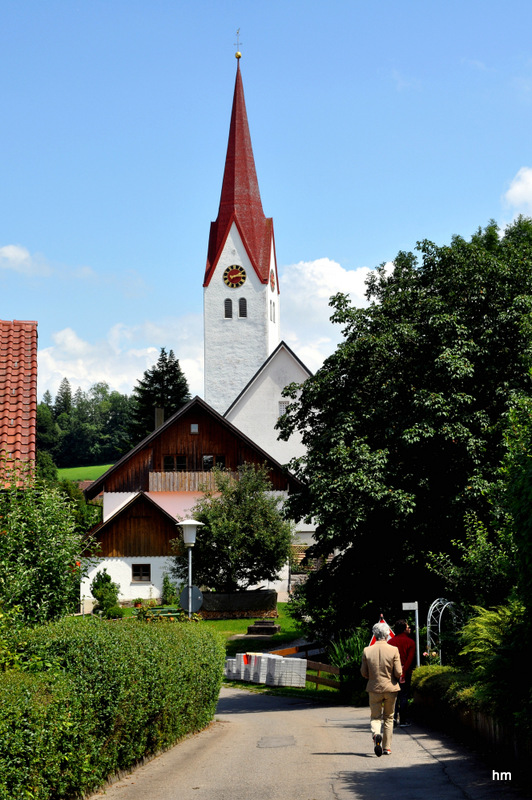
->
[0,604,26,672]
[500,396,532,617]
[129,347,190,443]
[427,511,517,610]
[459,601,531,728]
[161,572,180,605]
[38,351,191,466]
[90,568,124,619]
[57,478,101,532]
[0,459,96,624]
[35,449,58,482]
[327,628,367,670]
[411,665,477,709]
[278,217,532,632]
[171,464,293,593]
[38,380,135,468]
[0,618,225,799]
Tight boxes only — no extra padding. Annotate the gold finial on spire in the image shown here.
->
[234,28,242,59]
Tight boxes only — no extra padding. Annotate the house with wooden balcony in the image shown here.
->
[82,396,302,608]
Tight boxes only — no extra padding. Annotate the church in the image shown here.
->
[82,53,314,609]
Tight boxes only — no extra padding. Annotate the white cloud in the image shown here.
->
[279,258,374,372]
[0,245,52,276]
[37,258,383,401]
[38,314,204,400]
[391,69,421,92]
[504,167,532,214]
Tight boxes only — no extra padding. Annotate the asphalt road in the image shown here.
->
[88,686,528,800]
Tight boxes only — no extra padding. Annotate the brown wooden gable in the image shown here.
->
[86,396,297,499]
[93,493,179,558]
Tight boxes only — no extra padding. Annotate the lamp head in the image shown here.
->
[178,518,204,547]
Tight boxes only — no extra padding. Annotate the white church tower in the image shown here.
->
[203,54,280,414]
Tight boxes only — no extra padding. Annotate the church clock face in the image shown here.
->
[270,269,275,291]
[223,265,246,288]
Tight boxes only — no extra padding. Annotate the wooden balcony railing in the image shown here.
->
[149,471,238,491]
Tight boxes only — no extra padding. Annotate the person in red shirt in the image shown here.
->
[387,619,416,727]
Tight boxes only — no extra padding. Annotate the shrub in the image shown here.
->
[0,459,96,624]
[459,600,531,728]
[327,628,367,669]
[161,572,180,605]
[90,568,124,619]
[0,671,88,800]
[411,665,477,710]
[1,618,225,798]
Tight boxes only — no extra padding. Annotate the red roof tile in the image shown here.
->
[204,61,277,288]
[0,320,38,465]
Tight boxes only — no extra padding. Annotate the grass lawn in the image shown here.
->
[58,464,113,481]
[203,602,301,657]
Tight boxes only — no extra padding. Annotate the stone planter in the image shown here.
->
[199,589,278,620]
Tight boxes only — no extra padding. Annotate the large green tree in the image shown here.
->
[170,464,293,593]
[129,348,190,443]
[278,217,532,635]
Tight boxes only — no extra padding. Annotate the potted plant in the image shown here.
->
[133,598,143,608]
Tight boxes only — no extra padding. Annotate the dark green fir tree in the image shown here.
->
[129,348,190,442]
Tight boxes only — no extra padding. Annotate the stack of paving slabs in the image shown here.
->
[224,652,307,687]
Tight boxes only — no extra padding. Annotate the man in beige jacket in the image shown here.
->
[360,621,402,756]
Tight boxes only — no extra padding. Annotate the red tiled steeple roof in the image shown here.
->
[0,320,38,465]
[204,60,276,287]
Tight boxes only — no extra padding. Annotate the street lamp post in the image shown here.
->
[178,519,204,618]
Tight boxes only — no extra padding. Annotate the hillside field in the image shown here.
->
[57,464,112,481]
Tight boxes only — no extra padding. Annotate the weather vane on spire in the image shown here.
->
[234,28,242,59]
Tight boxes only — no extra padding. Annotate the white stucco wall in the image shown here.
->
[80,556,178,613]
[225,345,309,465]
[103,492,137,522]
[204,222,280,414]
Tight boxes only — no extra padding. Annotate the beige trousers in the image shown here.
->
[368,691,398,750]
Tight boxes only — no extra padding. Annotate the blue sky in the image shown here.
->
[2,0,532,400]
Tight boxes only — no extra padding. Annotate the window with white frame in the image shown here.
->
[278,400,290,417]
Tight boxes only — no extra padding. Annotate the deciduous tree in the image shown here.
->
[278,217,532,634]
[170,464,292,593]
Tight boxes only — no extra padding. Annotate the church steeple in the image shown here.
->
[204,59,275,288]
[203,56,280,415]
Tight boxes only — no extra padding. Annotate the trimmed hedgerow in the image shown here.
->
[0,618,225,799]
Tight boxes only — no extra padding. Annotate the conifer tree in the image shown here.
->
[129,348,190,442]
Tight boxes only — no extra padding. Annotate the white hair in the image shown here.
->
[372,622,390,640]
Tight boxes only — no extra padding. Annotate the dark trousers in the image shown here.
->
[394,673,411,723]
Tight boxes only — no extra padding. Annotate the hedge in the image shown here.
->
[411,665,479,711]
[0,618,225,799]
